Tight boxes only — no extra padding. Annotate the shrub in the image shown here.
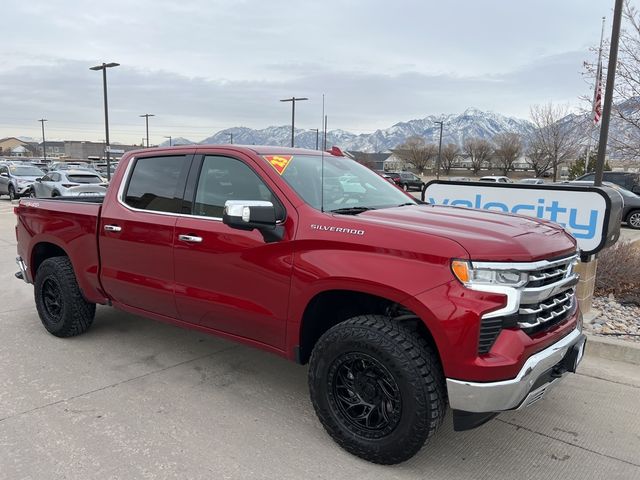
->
[595,241,640,299]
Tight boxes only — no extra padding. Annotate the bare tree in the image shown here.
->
[440,143,460,174]
[462,137,492,174]
[492,133,522,176]
[525,135,553,177]
[529,103,581,181]
[581,0,640,159]
[393,136,438,174]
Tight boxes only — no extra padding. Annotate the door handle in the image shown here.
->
[104,224,122,232]
[178,234,203,243]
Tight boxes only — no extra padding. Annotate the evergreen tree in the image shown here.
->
[567,147,611,180]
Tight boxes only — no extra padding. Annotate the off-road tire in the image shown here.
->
[308,315,446,464]
[34,257,96,337]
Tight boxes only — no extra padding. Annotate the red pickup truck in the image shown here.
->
[15,145,585,464]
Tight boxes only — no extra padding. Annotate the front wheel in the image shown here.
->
[309,315,446,464]
[627,210,640,229]
[8,185,16,201]
[34,257,96,337]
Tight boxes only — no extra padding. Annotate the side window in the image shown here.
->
[124,156,189,213]
[193,156,282,219]
[51,173,61,182]
[0,166,7,175]
[41,174,51,182]
[580,173,595,181]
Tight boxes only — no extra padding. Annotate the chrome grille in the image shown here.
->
[518,289,576,332]
[475,254,579,354]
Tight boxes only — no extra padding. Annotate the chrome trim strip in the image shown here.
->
[446,326,583,413]
[469,284,520,319]
[520,275,578,304]
[471,254,578,272]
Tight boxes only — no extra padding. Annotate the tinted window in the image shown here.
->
[50,173,61,182]
[41,175,52,182]
[193,156,281,219]
[68,174,102,184]
[580,173,595,181]
[125,156,189,213]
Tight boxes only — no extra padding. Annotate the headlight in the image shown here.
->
[451,260,528,288]
[16,179,30,186]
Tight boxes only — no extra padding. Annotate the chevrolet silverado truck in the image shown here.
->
[15,145,586,464]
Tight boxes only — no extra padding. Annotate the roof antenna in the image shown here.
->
[321,93,326,213]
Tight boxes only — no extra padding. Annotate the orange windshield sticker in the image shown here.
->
[264,155,293,175]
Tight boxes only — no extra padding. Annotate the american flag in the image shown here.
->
[593,59,603,125]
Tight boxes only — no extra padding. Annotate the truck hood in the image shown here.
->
[357,205,576,262]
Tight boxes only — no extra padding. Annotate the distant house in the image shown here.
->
[344,151,392,170]
[0,137,35,157]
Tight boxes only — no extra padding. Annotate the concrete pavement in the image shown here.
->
[1,198,639,480]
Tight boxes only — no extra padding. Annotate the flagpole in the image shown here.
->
[586,16,606,174]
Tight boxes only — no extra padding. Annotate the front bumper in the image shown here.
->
[447,325,585,419]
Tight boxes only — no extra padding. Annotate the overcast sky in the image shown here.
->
[1,0,615,145]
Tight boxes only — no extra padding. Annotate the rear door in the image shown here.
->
[99,154,193,318]
[173,153,295,349]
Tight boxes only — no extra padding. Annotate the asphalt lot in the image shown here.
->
[0,197,639,480]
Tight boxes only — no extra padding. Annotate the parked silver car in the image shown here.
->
[0,164,46,200]
[32,170,108,198]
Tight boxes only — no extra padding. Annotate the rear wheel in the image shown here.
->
[51,190,60,197]
[403,183,409,192]
[309,315,446,464]
[34,257,96,337]
[627,210,640,229]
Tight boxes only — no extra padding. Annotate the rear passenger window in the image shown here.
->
[193,156,282,219]
[125,156,189,213]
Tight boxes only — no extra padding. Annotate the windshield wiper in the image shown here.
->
[329,206,376,215]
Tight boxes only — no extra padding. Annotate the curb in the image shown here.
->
[585,333,640,365]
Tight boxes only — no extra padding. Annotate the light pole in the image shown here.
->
[140,113,155,147]
[280,97,308,147]
[90,62,119,181]
[164,135,172,146]
[226,132,234,144]
[38,119,48,161]
[310,128,319,149]
[434,121,444,180]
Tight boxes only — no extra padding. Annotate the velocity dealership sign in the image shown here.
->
[423,181,622,255]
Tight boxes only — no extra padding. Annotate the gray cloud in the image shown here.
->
[1,0,612,143]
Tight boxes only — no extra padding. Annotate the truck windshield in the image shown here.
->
[269,154,416,212]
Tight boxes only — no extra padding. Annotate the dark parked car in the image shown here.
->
[568,181,640,229]
[576,171,640,195]
[396,171,424,191]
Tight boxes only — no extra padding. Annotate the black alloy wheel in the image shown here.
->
[330,352,402,437]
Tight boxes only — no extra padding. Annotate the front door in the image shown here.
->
[173,154,295,349]
[99,154,192,318]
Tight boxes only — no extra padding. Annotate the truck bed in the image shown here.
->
[15,197,107,304]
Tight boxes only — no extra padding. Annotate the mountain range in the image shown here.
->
[159,108,535,152]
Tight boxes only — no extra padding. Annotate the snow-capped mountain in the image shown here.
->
[199,108,535,152]
[158,137,196,147]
